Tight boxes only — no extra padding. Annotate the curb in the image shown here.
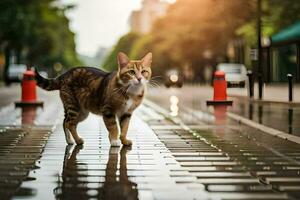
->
[145,98,300,145]
[228,94,300,107]
[227,112,300,145]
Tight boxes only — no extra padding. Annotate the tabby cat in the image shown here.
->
[36,52,152,146]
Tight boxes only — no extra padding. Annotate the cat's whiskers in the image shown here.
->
[150,76,163,82]
[148,79,160,88]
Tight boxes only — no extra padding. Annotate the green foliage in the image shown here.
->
[130,34,173,76]
[130,34,153,59]
[105,0,300,78]
[237,0,300,47]
[102,32,141,71]
[0,0,81,70]
[236,22,257,46]
[127,0,253,76]
[268,0,300,32]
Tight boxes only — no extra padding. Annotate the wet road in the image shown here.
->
[0,84,21,108]
[10,109,209,199]
[0,85,300,199]
[147,85,300,136]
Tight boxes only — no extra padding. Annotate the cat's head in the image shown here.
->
[117,52,152,94]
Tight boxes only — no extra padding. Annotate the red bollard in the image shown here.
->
[207,70,233,106]
[15,68,43,107]
[22,70,36,102]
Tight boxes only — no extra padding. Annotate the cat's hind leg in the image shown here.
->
[63,117,74,145]
[64,110,89,145]
[66,123,84,145]
[60,89,87,145]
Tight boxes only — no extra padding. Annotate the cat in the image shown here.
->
[35,52,152,146]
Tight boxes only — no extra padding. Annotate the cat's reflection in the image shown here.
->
[54,145,89,199]
[54,145,138,200]
[98,146,138,200]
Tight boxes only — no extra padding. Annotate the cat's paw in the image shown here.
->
[110,140,121,147]
[75,137,84,145]
[121,139,132,146]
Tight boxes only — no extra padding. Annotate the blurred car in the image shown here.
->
[165,70,183,88]
[216,63,247,87]
[7,64,27,83]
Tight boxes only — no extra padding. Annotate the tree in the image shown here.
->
[126,0,254,79]
[237,0,300,46]
[102,32,140,71]
[0,0,80,82]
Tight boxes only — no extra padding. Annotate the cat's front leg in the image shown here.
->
[103,113,121,147]
[119,113,132,146]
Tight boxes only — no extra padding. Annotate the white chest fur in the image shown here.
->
[124,98,134,113]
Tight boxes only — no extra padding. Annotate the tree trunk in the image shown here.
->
[3,46,11,85]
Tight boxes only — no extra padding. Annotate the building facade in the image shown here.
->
[130,0,169,33]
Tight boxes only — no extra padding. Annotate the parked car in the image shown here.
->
[7,64,27,83]
[216,63,247,87]
[165,70,183,88]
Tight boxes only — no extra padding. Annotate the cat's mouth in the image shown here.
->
[134,82,142,86]
[127,83,145,96]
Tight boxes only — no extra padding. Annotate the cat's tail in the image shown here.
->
[35,67,61,91]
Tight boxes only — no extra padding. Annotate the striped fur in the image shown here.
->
[35,68,61,91]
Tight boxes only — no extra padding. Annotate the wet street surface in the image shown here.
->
[147,85,300,136]
[9,108,209,200]
[0,85,300,199]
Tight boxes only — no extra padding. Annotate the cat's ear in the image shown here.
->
[141,52,152,68]
[117,52,130,69]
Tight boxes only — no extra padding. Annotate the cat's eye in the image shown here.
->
[142,70,147,74]
[128,70,135,75]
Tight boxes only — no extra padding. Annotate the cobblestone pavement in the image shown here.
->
[1,94,300,199]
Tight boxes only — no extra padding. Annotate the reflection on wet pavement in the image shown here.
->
[21,106,38,125]
[2,85,300,199]
[169,95,179,117]
[54,145,90,199]
[0,126,53,199]
[54,145,138,199]
[231,98,300,136]
[13,112,208,199]
[144,100,300,199]
[0,92,62,199]
[148,86,300,136]
[213,105,228,135]
[99,146,138,199]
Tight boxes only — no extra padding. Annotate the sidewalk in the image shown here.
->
[228,83,300,104]
[7,101,300,199]
[13,107,208,200]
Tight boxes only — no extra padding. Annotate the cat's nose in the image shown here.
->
[137,77,142,82]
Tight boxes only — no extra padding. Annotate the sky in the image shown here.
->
[62,0,143,57]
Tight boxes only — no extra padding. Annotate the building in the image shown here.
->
[229,22,300,83]
[130,0,169,33]
[267,22,300,82]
